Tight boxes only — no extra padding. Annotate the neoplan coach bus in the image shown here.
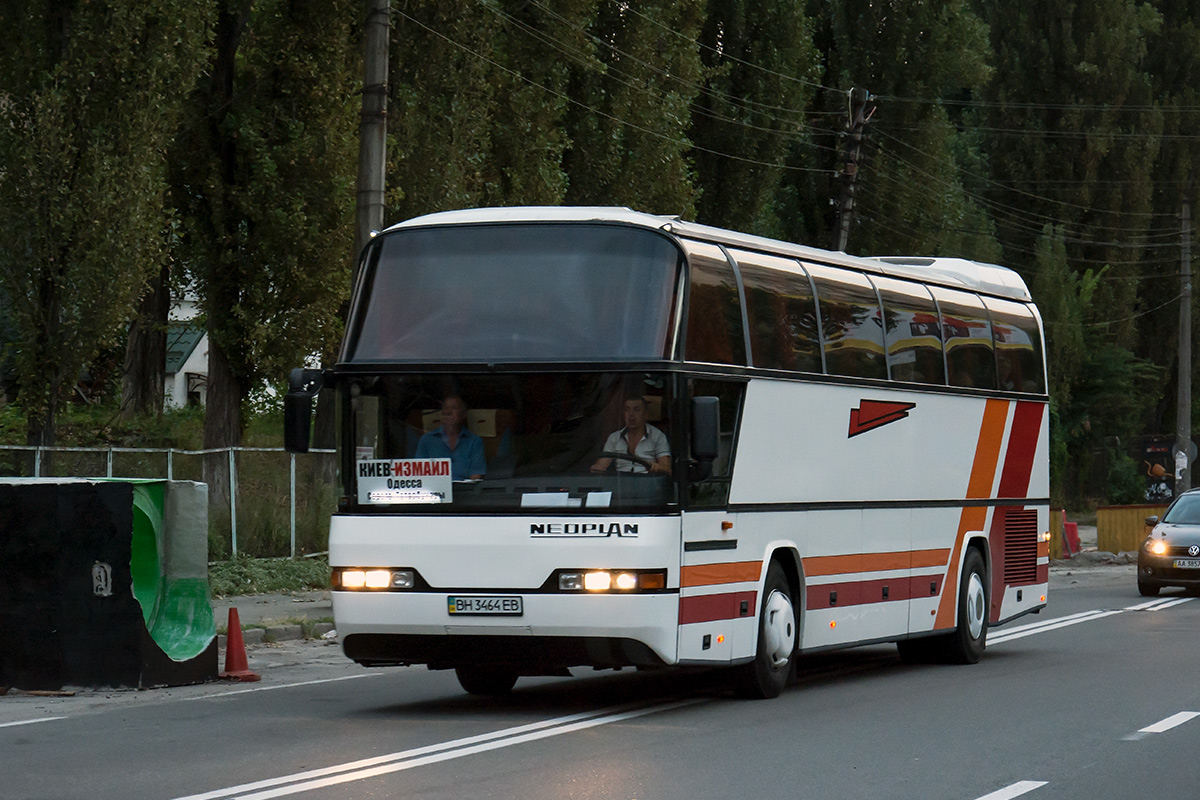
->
[285,206,1050,699]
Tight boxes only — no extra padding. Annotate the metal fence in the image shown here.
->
[0,444,337,560]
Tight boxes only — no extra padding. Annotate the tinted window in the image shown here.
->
[872,275,944,385]
[931,287,995,389]
[348,224,681,362]
[687,378,745,508]
[984,297,1046,393]
[808,264,886,380]
[734,250,821,373]
[683,241,747,365]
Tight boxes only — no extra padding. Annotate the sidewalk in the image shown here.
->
[211,590,334,648]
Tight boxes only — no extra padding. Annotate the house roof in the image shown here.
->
[165,322,204,374]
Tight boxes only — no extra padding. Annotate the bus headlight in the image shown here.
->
[333,568,415,590]
[556,569,667,593]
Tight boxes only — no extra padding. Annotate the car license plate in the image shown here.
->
[447,595,523,616]
[1172,559,1200,569]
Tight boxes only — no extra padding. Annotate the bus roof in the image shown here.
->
[384,206,1032,302]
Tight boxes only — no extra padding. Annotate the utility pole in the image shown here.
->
[315,0,390,456]
[1176,188,1193,495]
[833,87,874,252]
[354,0,390,278]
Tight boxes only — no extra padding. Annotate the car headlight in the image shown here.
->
[1145,539,1168,555]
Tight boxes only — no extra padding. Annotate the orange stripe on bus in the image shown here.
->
[681,561,763,587]
[802,549,950,577]
[935,399,1010,630]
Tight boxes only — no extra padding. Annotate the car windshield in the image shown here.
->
[344,372,677,512]
[1163,494,1200,524]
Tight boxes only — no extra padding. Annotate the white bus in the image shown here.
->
[285,207,1049,699]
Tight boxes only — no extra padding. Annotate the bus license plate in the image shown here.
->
[1172,559,1200,569]
[447,596,523,616]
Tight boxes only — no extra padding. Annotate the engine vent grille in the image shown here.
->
[1004,510,1039,584]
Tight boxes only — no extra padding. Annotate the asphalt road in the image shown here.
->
[3,563,1197,800]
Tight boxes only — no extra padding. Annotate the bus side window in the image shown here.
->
[872,275,945,386]
[733,250,821,374]
[687,379,746,508]
[983,296,1046,393]
[807,264,887,380]
[682,241,747,366]
[931,287,996,390]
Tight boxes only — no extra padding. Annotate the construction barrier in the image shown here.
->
[0,479,217,690]
[1096,503,1168,554]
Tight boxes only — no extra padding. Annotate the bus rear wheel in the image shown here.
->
[732,561,796,699]
[455,666,518,696]
[944,548,988,664]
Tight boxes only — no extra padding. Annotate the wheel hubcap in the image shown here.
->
[762,589,796,669]
[965,572,986,640]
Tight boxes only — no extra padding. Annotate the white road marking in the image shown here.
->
[989,597,1194,645]
[0,716,66,729]
[973,780,1047,800]
[989,610,1123,644]
[182,673,380,701]
[1139,711,1200,734]
[172,698,703,800]
[1140,597,1194,611]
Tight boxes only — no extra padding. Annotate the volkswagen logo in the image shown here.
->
[1190,545,1200,557]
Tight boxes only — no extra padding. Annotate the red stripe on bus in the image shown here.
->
[678,591,758,624]
[806,576,943,610]
[997,402,1044,499]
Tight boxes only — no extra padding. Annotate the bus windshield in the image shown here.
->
[346,223,682,363]
[345,372,677,512]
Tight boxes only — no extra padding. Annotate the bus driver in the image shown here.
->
[590,396,671,474]
[415,394,486,480]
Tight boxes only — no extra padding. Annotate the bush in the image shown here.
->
[1106,451,1146,506]
[209,555,330,597]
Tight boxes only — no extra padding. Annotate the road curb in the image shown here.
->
[217,621,335,650]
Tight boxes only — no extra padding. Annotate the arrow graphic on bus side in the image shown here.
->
[848,400,917,438]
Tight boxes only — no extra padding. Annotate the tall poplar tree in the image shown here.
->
[170,0,359,464]
[690,0,821,236]
[0,2,212,447]
[563,0,705,216]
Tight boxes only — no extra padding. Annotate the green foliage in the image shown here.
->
[0,2,214,445]
[170,0,359,447]
[209,556,330,597]
[1106,451,1147,506]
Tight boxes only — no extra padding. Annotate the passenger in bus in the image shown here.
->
[415,394,486,480]
[590,396,671,474]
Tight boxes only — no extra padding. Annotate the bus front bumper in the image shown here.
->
[333,590,679,671]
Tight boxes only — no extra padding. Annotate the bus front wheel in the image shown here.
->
[732,561,796,699]
[455,666,518,696]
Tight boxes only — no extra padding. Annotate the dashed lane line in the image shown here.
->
[1139,711,1200,735]
[0,716,66,729]
[972,780,1048,800]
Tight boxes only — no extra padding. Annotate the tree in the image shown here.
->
[563,0,705,216]
[0,2,212,446]
[690,0,821,236]
[170,0,359,463]
[786,0,997,259]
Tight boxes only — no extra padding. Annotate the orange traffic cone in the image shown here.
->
[219,608,261,682]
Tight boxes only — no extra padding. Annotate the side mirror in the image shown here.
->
[691,396,720,462]
[1145,515,1159,526]
[284,368,324,454]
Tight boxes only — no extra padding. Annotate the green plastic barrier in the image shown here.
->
[109,480,216,663]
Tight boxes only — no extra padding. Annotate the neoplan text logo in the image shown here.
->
[530,522,639,538]
[848,400,916,438]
